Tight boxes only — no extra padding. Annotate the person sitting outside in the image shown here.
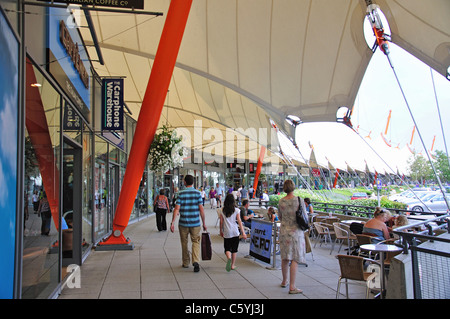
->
[362,209,392,243]
[392,215,409,239]
[239,199,257,228]
[267,206,279,222]
[304,198,314,215]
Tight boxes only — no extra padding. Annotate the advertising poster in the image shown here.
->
[0,11,19,299]
[249,219,273,264]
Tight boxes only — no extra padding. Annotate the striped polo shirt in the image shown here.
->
[176,187,202,227]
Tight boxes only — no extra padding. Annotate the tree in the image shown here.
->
[433,150,450,183]
[407,154,433,184]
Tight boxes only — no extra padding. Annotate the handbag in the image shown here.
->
[296,196,309,231]
[201,232,212,260]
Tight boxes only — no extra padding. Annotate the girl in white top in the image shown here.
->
[219,194,247,271]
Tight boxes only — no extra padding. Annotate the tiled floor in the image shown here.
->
[58,207,374,299]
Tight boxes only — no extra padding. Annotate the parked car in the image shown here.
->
[407,194,450,213]
[400,191,439,205]
[351,192,368,200]
[390,188,431,202]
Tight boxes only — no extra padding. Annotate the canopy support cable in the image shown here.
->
[366,3,450,212]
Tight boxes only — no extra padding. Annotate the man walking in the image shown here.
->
[170,175,207,272]
[215,183,224,208]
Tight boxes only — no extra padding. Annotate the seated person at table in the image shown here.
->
[240,199,257,228]
[362,209,392,243]
[267,206,279,222]
[304,198,314,215]
[392,215,409,239]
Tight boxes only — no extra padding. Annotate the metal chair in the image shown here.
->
[313,222,335,249]
[356,234,376,258]
[336,254,378,299]
[332,222,357,255]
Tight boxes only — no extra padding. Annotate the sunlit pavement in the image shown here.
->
[58,207,375,299]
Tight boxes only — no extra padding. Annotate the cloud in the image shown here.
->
[0,161,8,206]
[0,92,18,171]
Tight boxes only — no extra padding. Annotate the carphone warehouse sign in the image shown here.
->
[101,78,124,131]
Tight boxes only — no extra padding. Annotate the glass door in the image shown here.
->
[62,140,82,267]
[108,163,119,230]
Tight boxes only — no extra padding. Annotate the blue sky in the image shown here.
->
[353,43,450,156]
[282,43,450,175]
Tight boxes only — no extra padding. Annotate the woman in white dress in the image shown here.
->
[278,179,306,294]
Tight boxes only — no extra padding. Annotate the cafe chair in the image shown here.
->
[336,255,378,299]
[309,214,318,239]
[313,222,335,249]
[240,226,251,243]
[356,234,377,258]
[333,223,357,255]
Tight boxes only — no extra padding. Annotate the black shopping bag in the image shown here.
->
[201,232,212,260]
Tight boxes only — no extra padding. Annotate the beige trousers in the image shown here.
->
[178,225,201,266]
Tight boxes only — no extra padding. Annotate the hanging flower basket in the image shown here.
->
[149,125,187,173]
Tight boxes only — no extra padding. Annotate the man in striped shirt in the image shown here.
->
[170,175,207,272]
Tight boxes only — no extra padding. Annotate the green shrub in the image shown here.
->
[268,191,406,212]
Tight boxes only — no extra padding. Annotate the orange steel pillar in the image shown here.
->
[333,169,339,189]
[252,146,266,199]
[98,0,193,247]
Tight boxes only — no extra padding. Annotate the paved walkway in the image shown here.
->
[58,207,373,299]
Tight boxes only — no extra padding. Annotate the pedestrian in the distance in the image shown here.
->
[154,189,169,231]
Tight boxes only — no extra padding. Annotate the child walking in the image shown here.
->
[219,194,247,271]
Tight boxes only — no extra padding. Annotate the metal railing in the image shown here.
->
[393,214,450,299]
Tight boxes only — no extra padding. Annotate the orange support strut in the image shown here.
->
[333,169,340,189]
[98,0,193,246]
[252,146,266,199]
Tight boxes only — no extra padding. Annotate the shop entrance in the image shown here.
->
[62,139,82,267]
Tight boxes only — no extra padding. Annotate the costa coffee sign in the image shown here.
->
[59,20,89,89]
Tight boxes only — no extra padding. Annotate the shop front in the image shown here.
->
[0,3,142,299]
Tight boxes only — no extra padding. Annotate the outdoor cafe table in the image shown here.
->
[360,244,403,299]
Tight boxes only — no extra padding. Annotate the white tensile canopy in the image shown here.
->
[77,0,450,171]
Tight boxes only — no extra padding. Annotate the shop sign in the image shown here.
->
[59,20,89,89]
[37,0,144,9]
[311,168,321,177]
[249,220,273,264]
[101,78,124,131]
[48,7,91,112]
[63,103,82,130]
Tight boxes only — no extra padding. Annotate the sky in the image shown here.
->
[279,43,450,176]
